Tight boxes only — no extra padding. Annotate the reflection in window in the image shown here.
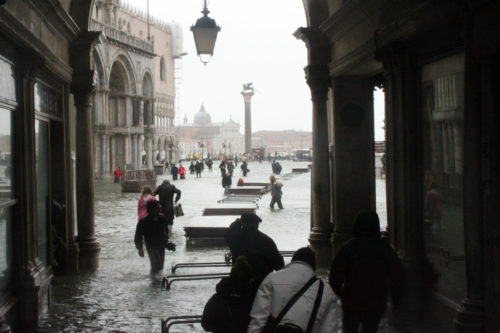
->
[35,120,50,266]
[0,109,13,201]
[0,206,13,304]
[422,53,465,303]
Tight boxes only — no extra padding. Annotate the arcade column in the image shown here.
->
[330,76,375,253]
[305,65,332,270]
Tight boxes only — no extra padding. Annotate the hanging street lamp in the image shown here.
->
[191,0,221,65]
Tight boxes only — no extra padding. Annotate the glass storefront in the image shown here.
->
[0,206,13,304]
[0,56,15,305]
[421,53,465,303]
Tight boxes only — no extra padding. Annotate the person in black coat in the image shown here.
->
[134,200,169,274]
[224,213,284,285]
[240,161,249,177]
[201,256,256,333]
[195,161,202,178]
[219,160,226,177]
[329,211,405,333]
[153,180,181,226]
[222,172,232,190]
[170,164,179,180]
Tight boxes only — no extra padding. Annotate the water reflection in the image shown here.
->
[39,161,387,332]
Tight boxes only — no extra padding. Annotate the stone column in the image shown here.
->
[73,91,101,271]
[146,137,153,170]
[125,134,131,166]
[241,88,254,154]
[454,29,486,333]
[305,65,332,270]
[330,76,375,253]
[131,135,136,169]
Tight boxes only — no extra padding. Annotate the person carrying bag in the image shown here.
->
[263,276,324,333]
[248,247,336,333]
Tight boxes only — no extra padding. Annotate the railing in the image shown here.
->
[162,273,230,290]
[160,315,202,333]
[90,19,154,53]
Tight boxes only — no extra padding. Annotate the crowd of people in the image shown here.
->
[200,211,404,333]
[131,159,403,333]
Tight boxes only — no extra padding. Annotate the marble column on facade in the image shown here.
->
[146,136,153,170]
[110,135,116,172]
[131,135,136,170]
[330,76,375,253]
[93,133,99,176]
[125,134,131,167]
[305,65,332,270]
[73,90,101,271]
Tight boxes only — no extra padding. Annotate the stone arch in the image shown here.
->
[109,52,137,94]
[301,0,329,27]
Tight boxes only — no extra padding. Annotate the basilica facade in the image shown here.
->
[90,0,180,178]
[176,105,245,159]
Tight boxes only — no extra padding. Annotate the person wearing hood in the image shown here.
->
[224,213,284,286]
[329,211,405,333]
[134,200,169,274]
[201,256,255,333]
[170,164,179,180]
[247,247,337,333]
[269,175,284,210]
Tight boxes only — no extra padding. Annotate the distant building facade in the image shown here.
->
[176,105,244,159]
[90,0,181,178]
[252,130,312,156]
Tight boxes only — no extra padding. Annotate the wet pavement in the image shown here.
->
[38,160,392,332]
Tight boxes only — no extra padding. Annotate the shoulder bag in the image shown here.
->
[263,277,324,333]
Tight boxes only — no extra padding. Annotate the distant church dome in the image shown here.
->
[194,105,212,125]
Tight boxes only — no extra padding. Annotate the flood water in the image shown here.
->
[38,160,389,332]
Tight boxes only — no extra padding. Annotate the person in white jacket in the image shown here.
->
[247,247,337,333]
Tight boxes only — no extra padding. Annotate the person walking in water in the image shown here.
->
[195,160,202,178]
[329,211,405,333]
[137,185,156,221]
[170,163,179,180]
[270,175,284,210]
[134,200,169,275]
[154,179,181,230]
[113,167,123,184]
[240,160,249,177]
[179,164,186,180]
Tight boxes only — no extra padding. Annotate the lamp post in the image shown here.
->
[191,0,221,65]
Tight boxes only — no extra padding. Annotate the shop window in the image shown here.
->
[0,206,13,304]
[422,53,465,303]
[0,57,16,304]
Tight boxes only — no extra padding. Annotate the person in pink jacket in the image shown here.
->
[138,185,156,220]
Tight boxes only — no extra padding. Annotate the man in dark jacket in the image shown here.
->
[225,213,284,285]
[269,176,283,210]
[153,180,181,227]
[222,172,232,190]
[134,200,169,274]
[329,210,405,333]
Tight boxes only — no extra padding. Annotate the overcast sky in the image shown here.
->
[124,0,385,140]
